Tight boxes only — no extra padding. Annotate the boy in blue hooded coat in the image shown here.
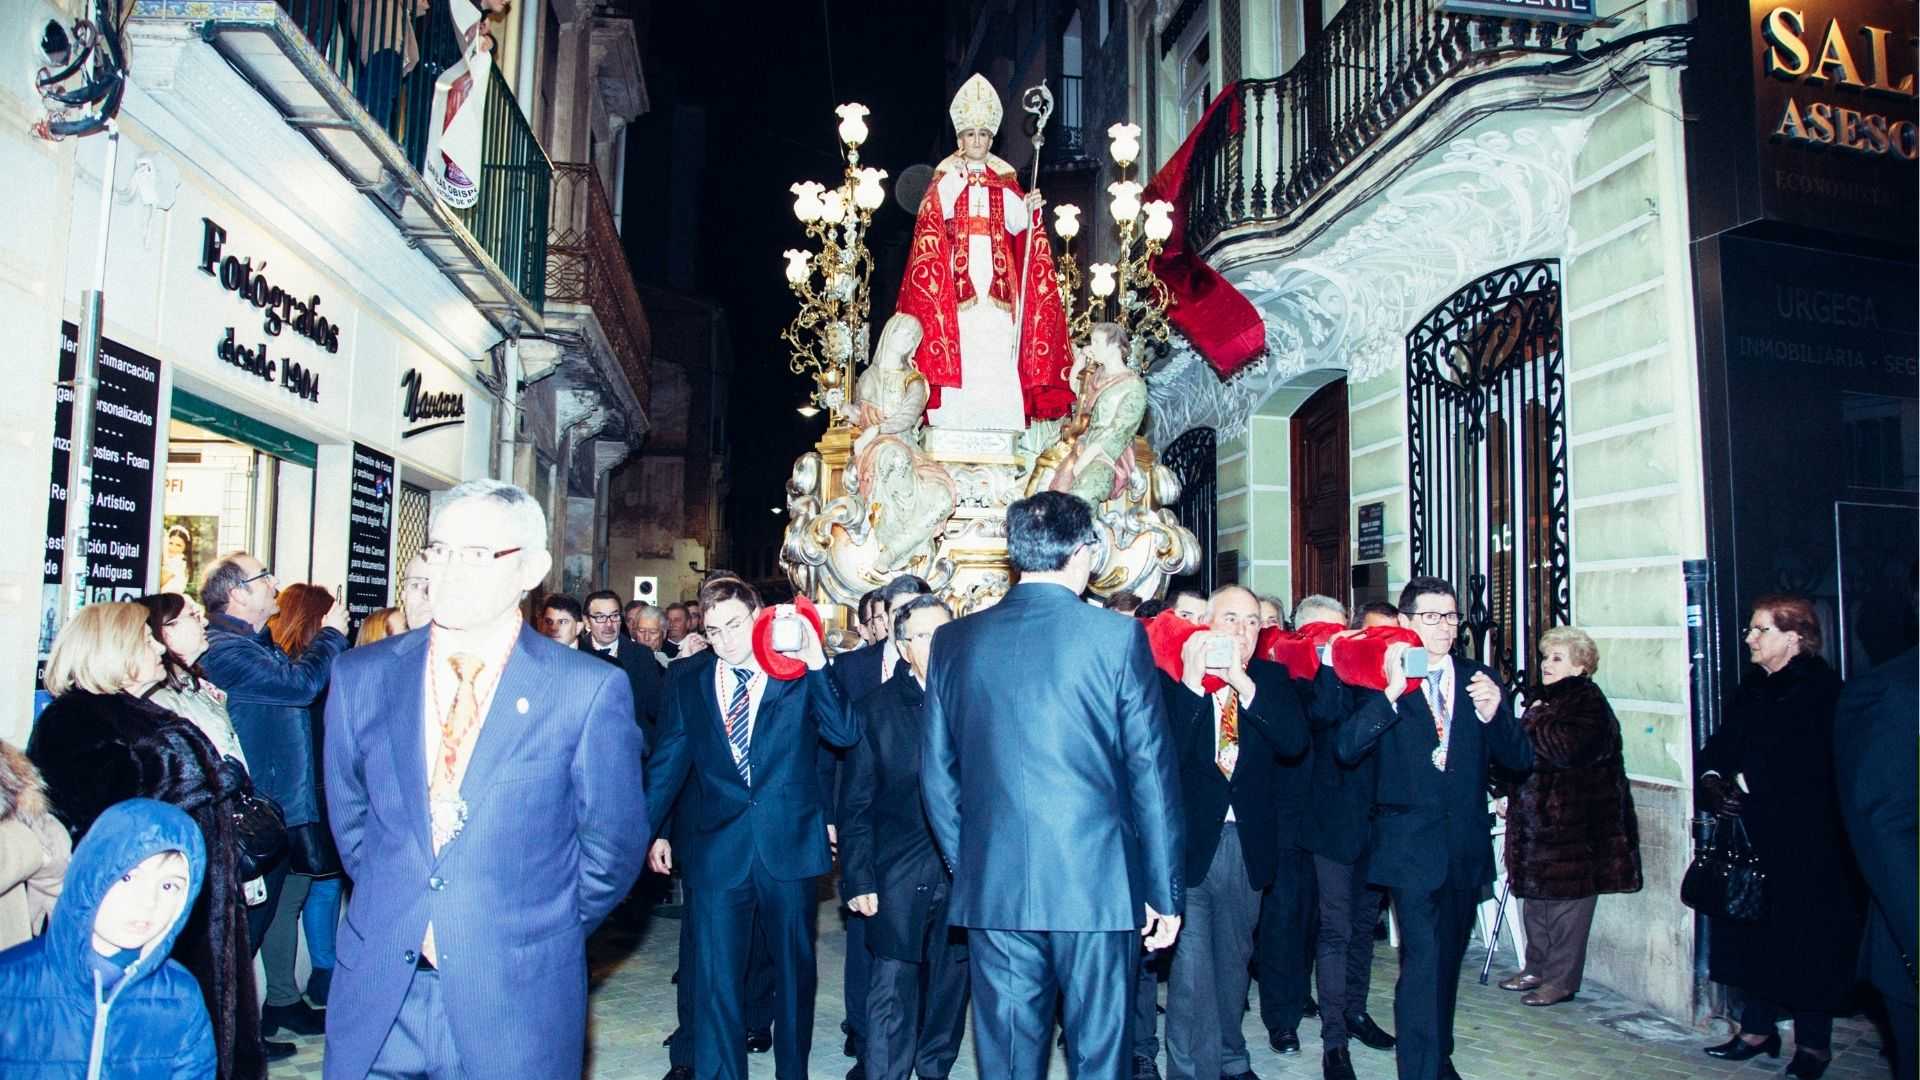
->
[0,797,216,1079]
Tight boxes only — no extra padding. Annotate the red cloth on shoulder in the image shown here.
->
[751,595,826,681]
[1254,621,1347,680]
[1142,610,1227,694]
[1327,625,1427,692]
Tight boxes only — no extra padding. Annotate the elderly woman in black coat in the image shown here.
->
[1498,626,1641,1007]
[27,602,266,1080]
[1697,594,1862,1080]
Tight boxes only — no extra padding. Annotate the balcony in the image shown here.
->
[546,161,650,418]
[133,0,551,336]
[1182,2,1580,253]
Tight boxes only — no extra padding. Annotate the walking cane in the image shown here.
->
[1479,879,1512,985]
[1010,84,1053,376]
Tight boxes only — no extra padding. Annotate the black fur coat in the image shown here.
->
[28,689,265,1080]
[1503,676,1643,900]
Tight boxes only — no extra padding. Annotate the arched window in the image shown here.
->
[1406,260,1570,690]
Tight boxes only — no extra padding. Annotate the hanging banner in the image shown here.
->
[423,0,494,209]
[346,442,396,638]
[39,322,163,685]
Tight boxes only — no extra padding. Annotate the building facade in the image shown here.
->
[4,0,655,740]
[1119,0,1914,1024]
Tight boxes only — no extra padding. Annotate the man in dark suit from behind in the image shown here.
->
[1336,577,1532,1080]
[1299,601,1400,1080]
[1832,645,1918,1080]
[841,594,971,1080]
[1161,586,1309,1080]
[922,491,1184,1080]
[583,589,665,734]
[644,576,859,1080]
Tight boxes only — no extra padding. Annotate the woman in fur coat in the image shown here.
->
[0,740,69,951]
[26,602,265,1080]
[1499,625,1641,1007]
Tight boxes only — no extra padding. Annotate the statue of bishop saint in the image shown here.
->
[896,74,1075,433]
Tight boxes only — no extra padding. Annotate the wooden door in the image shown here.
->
[1291,379,1350,607]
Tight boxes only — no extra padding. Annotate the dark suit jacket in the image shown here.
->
[1299,666,1378,865]
[321,625,649,1080]
[832,643,891,702]
[922,582,1183,931]
[585,635,665,735]
[839,671,949,961]
[1335,656,1532,892]
[644,649,858,889]
[1161,659,1308,891]
[1833,647,1918,999]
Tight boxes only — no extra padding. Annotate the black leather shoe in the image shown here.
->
[846,1065,867,1080]
[1302,995,1319,1019]
[1222,1071,1260,1080]
[662,1067,693,1080]
[746,1028,772,1053]
[1322,1048,1356,1080]
[1704,1032,1782,1060]
[1347,1012,1396,1051]
[260,1001,326,1037]
[1438,1061,1463,1080]
[1785,1049,1832,1079]
[1269,1029,1301,1055]
[844,1034,861,1059]
[261,1040,297,1062]
[1132,1055,1161,1080]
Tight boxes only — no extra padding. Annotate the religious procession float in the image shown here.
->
[779,75,1209,616]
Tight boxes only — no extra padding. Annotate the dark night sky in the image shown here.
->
[624,1,950,569]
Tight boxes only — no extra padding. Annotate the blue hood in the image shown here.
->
[45,799,205,990]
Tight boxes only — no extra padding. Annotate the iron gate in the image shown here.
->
[1163,426,1219,597]
[1406,260,1570,691]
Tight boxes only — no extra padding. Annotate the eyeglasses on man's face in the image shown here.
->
[240,568,275,588]
[419,542,523,567]
[587,612,622,624]
[1409,610,1463,627]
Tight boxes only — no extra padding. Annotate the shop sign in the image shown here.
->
[39,323,163,681]
[346,442,395,635]
[1750,1,1917,234]
[400,367,467,438]
[1441,0,1596,24]
[199,218,335,403]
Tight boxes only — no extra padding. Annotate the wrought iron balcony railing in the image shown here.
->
[547,162,650,410]
[1183,3,1574,252]
[275,0,550,310]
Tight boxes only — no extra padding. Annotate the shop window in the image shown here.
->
[1405,260,1570,691]
[162,419,314,595]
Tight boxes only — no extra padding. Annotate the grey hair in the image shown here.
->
[429,479,548,551]
[1292,594,1348,627]
[199,552,254,615]
[891,593,953,642]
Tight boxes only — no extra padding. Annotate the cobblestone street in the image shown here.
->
[270,900,1893,1080]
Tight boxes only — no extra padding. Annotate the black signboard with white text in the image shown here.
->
[1357,501,1387,562]
[346,442,395,636]
[39,323,162,683]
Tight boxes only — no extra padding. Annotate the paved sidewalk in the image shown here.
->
[271,900,1893,1079]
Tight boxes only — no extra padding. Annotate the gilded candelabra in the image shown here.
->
[1049,122,1174,372]
[781,103,888,417]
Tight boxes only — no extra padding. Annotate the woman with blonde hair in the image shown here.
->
[1498,625,1641,1006]
[27,601,265,1079]
[354,605,407,645]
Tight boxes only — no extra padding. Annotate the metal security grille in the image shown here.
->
[393,483,432,604]
[1163,426,1219,596]
[1406,260,1569,692]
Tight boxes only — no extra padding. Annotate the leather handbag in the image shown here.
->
[1681,814,1768,924]
[288,821,344,879]
[228,786,289,882]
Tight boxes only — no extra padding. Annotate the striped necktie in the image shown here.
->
[726,668,753,784]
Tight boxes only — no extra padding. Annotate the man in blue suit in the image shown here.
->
[1336,577,1532,1080]
[645,576,860,1080]
[921,491,1185,1080]
[322,479,650,1080]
